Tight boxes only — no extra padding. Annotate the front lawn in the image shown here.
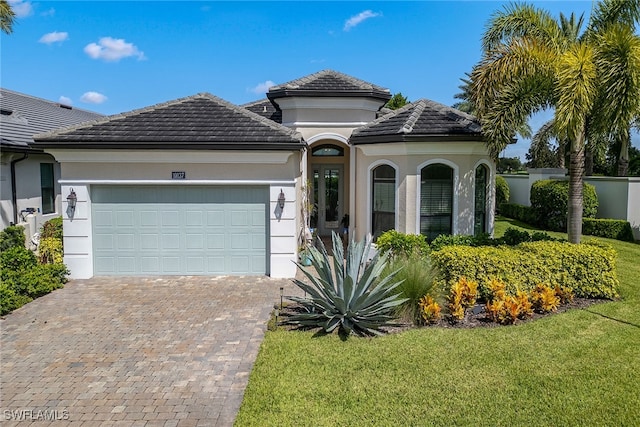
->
[235,218,640,426]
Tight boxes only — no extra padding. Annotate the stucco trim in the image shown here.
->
[59,179,297,186]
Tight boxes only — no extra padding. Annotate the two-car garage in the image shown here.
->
[91,185,269,276]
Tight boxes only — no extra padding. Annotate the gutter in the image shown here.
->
[10,153,28,225]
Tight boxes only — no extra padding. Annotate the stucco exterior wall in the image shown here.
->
[0,152,61,231]
[353,141,494,241]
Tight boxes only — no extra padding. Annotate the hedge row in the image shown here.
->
[431,241,619,300]
[500,203,636,242]
[582,218,635,242]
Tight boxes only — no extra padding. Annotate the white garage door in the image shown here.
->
[92,185,268,275]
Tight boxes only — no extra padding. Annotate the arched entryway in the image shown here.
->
[307,137,350,237]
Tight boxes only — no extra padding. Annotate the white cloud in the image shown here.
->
[39,31,68,45]
[80,91,107,104]
[8,0,33,18]
[249,80,275,95]
[344,10,381,31]
[58,96,72,106]
[84,37,146,62]
[41,8,55,17]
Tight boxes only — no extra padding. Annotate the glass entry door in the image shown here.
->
[311,165,343,236]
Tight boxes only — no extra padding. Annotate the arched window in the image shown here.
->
[420,163,453,241]
[371,165,396,239]
[474,164,489,235]
[312,144,343,157]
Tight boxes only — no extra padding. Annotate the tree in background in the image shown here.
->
[1,0,15,34]
[385,93,409,110]
[496,157,524,174]
[468,1,640,243]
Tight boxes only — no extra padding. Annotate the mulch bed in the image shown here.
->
[273,297,611,334]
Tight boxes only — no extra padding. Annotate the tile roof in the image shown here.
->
[267,70,391,101]
[0,88,103,151]
[242,98,282,124]
[350,99,483,144]
[33,93,304,150]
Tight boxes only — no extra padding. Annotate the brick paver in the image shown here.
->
[1,276,302,426]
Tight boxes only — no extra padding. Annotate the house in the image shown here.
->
[32,70,494,279]
[0,89,103,236]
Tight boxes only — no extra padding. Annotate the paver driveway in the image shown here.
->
[1,276,301,426]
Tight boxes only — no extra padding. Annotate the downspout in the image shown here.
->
[10,153,28,224]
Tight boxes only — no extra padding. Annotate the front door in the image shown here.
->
[311,165,343,236]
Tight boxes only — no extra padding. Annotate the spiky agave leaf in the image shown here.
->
[283,232,407,336]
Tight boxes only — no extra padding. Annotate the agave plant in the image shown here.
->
[284,232,407,337]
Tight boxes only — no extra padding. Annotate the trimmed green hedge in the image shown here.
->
[431,241,619,300]
[530,180,598,231]
[375,230,430,258]
[583,218,635,242]
[496,175,510,208]
[499,203,538,226]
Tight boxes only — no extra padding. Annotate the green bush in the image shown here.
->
[582,218,635,242]
[375,230,430,258]
[40,216,63,239]
[431,241,619,300]
[0,246,37,272]
[429,228,559,251]
[381,254,438,325]
[499,203,538,226]
[496,175,510,208]
[530,180,598,231]
[39,237,64,264]
[0,282,32,315]
[0,226,26,251]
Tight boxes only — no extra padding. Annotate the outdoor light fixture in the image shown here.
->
[66,188,77,211]
[278,189,286,209]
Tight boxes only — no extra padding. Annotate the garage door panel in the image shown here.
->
[92,185,268,275]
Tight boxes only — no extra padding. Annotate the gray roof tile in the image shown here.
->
[0,88,103,151]
[267,70,391,101]
[350,99,483,144]
[242,98,282,123]
[34,93,303,150]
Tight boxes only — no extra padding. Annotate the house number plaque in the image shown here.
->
[172,171,186,179]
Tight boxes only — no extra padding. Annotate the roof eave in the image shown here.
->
[268,89,391,102]
[30,141,305,151]
[350,133,485,145]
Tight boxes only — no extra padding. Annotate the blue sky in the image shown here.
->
[4,0,632,160]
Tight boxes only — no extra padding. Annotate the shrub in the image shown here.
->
[495,175,510,208]
[375,230,430,258]
[582,218,635,242]
[40,216,63,239]
[0,246,37,272]
[447,277,478,321]
[429,233,492,251]
[418,295,441,324]
[530,180,598,231]
[382,254,438,325]
[431,241,619,300]
[39,237,64,264]
[0,226,26,251]
[530,283,561,313]
[0,282,32,315]
[284,232,407,337]
[499,203,539,226]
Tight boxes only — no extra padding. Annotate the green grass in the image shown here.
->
[235,218,640,427]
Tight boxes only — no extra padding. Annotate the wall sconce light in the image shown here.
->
[278,189,286,209]
[66,188,77,211]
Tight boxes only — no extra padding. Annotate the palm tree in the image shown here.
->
[469,1,640,243]
[0,0,15,34]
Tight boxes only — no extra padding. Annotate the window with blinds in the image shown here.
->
[371,164,396,239]
[474,165,488,235]
[420,164,453,241]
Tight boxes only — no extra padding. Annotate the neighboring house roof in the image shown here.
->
[242,98,282,124]
[350,99,483,144]
[33,93,304,150]
[0,88,103,152]
[267,69,391,101]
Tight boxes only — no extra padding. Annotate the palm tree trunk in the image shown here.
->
[567,131,585,244]
[558,140,566,169]
[617,128,630,176]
